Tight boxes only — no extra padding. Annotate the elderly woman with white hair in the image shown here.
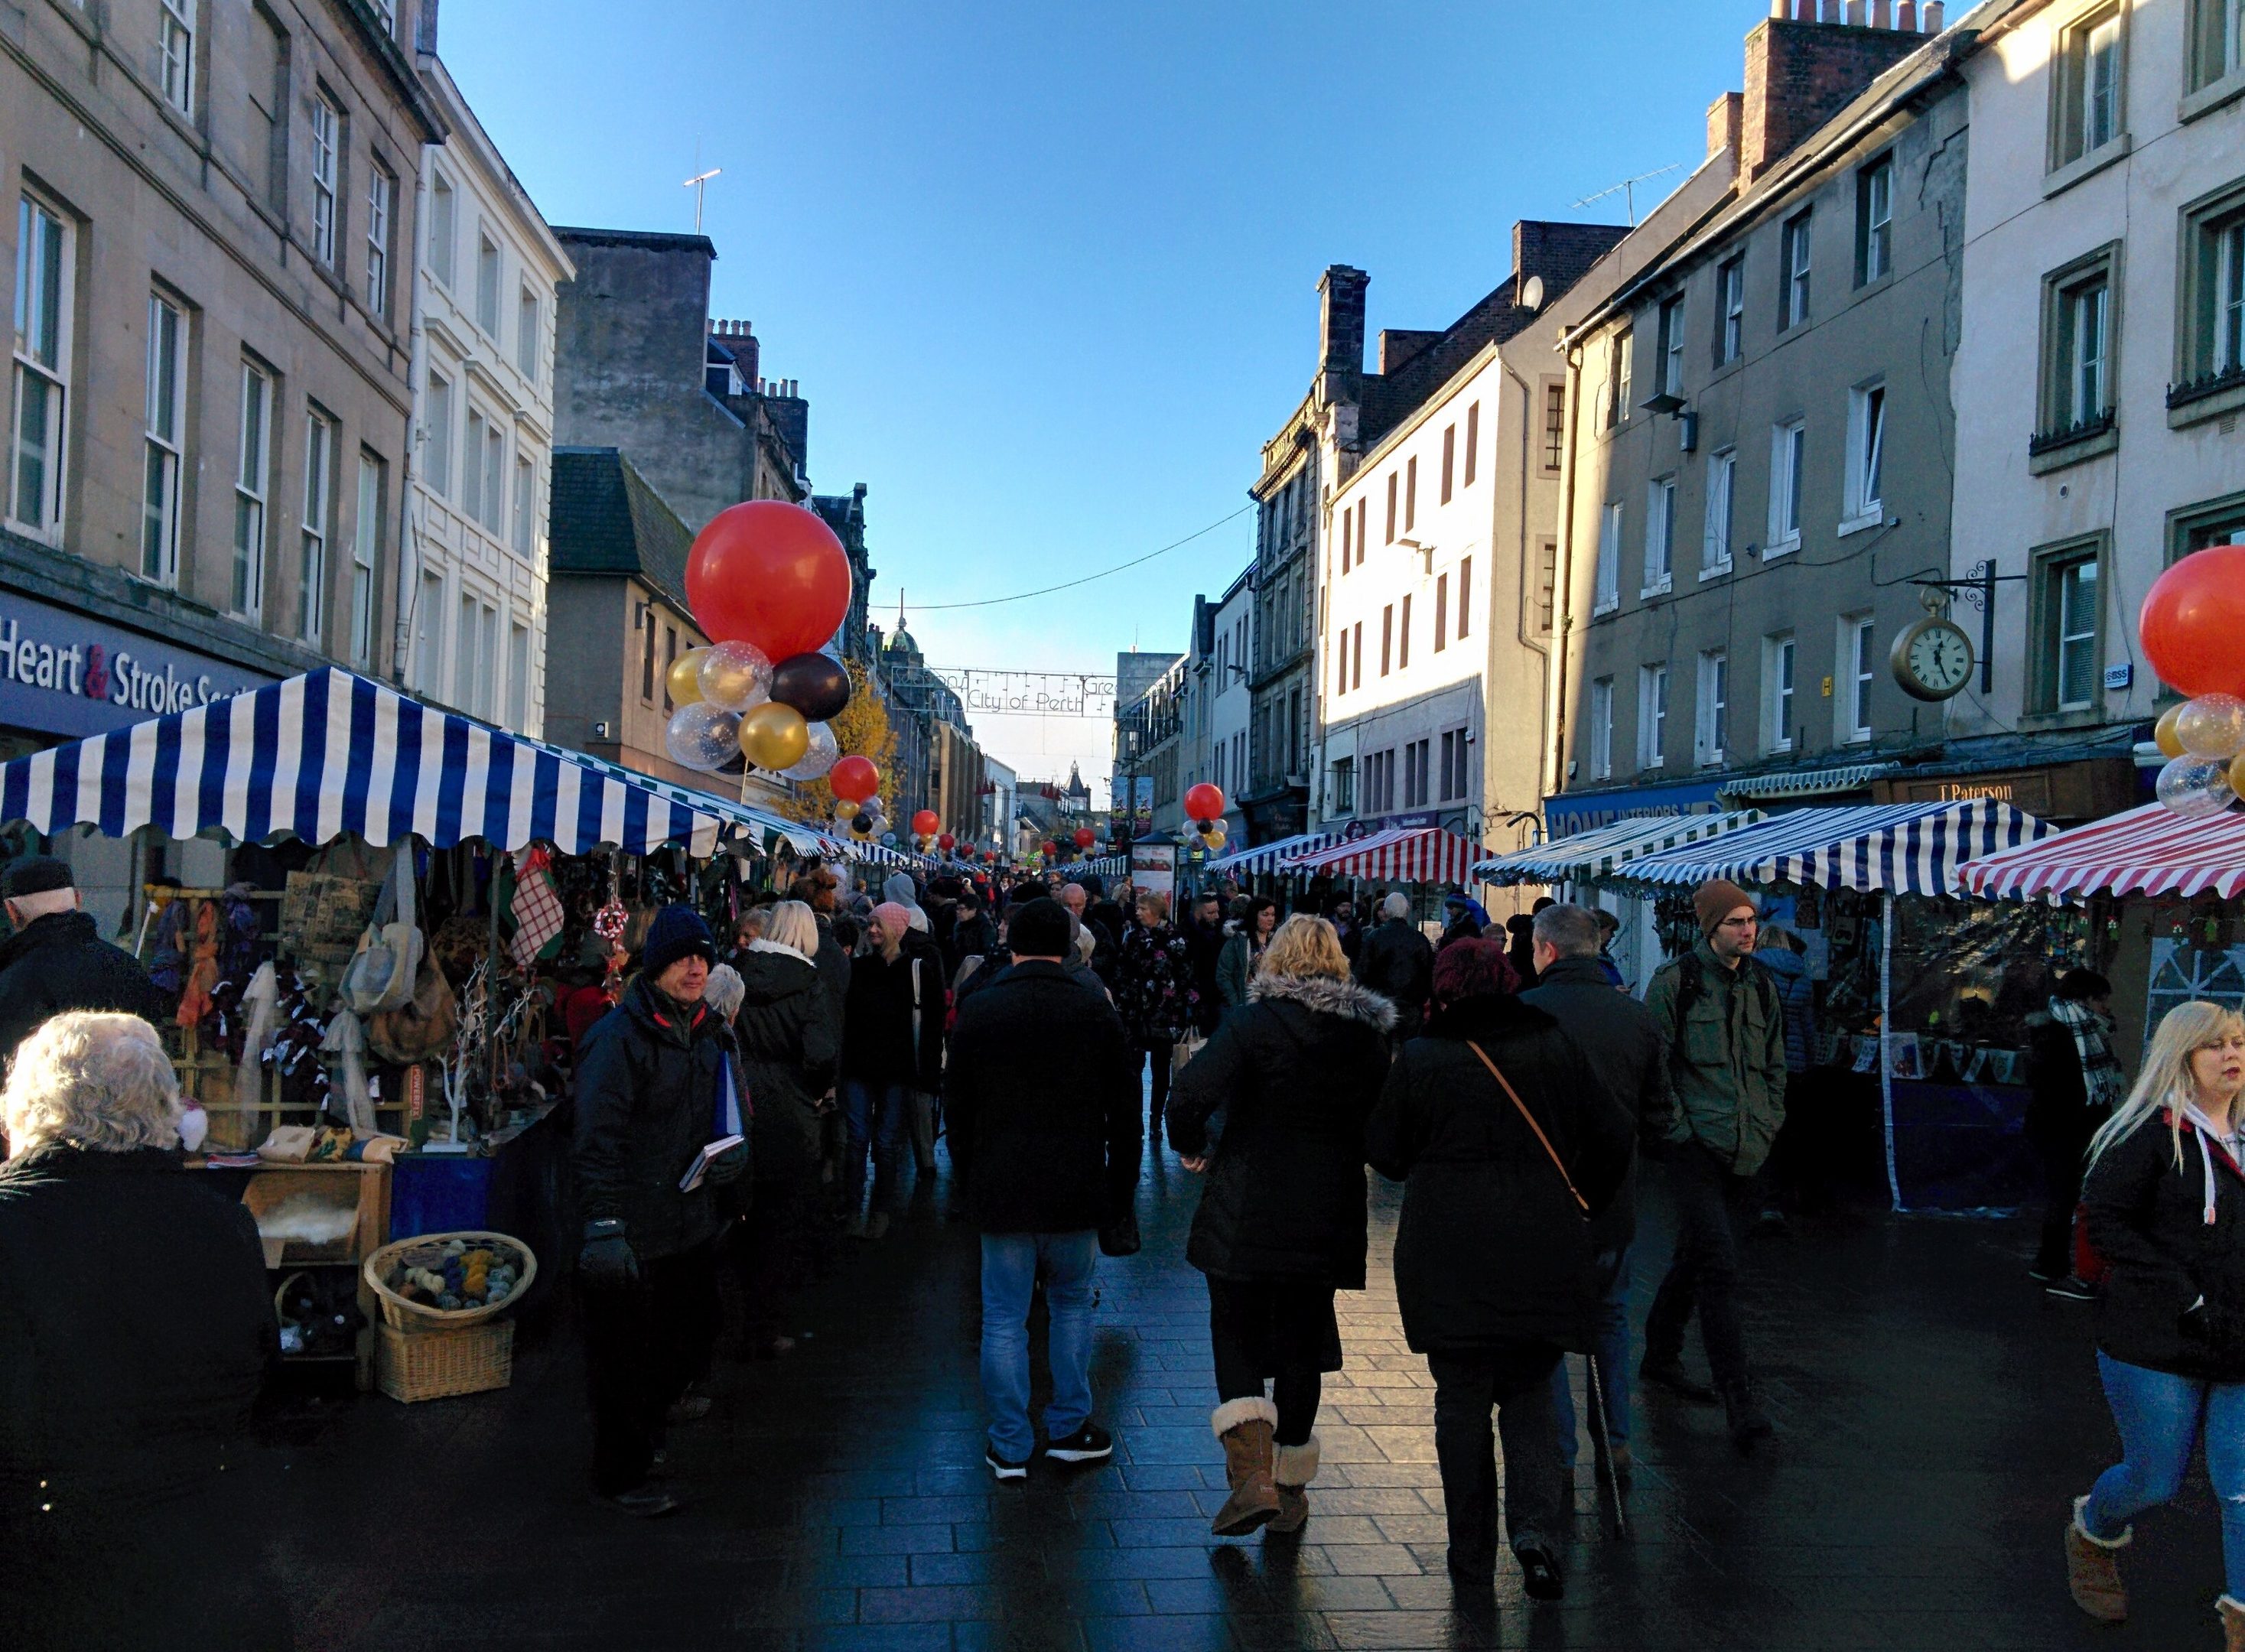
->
[0,1012,279,1649]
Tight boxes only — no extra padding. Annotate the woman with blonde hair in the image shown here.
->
[2068,1000,2245,1644]
[1168,914,1394,1539]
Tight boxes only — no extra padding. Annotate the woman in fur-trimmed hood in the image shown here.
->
[1167,914,1395,1541]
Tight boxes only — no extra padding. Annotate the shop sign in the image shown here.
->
[1872,760,2133,823]
[0,593,271,738]
[1547,778,1728,837]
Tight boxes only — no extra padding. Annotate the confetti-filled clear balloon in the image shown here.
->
[2156,754,2237,818]
[697,640,773,713]
[2177,694,2245,762]
[782,720,840,782]
[665,703,742,772]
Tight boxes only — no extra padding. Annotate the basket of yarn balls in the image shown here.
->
[364,1231,538,1332]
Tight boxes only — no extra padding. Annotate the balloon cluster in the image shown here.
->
[826,754,890,843]
[663,503,855,779]
[1185,782,1229,854]
[2143,545,2245,818]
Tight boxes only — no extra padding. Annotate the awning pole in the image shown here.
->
[1881,890,1902,1213]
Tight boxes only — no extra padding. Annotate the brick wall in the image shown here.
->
[1742,19,1929,179]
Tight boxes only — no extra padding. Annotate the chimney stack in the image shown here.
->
[1317,266,1368,388]
[1707,90,1745,161]
[1739,6,1935,180]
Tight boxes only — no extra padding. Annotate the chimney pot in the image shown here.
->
[1898,0,1916,23]
[1846,0,1866,21]
[1870,0,1890,27]
[1923,0,1942,27]
[1820,0,1842,20]
[1316,265,1369,384]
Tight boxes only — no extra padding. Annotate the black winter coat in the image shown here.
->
[2083,1113,2245,1381]
[572,977,737,1260]
[1168,973,1395,1289]
[841,932,945,1088]
[810,912,852,1055]
[2026,1013,2110,1151]
[0,1146,278,1648]
[1354,919,1433,1032]
[1521,955,1677,1252]
[1366,997,1634,1356]
[731,947,838,1189]
[945,961,1140,1234]
[0,912,169,1072]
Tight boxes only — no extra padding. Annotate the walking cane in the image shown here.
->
[1583,1354,1629,1541]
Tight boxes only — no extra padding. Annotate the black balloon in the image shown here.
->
[770,652,851,721]
[716,751,749,776]
[852,811,874,834]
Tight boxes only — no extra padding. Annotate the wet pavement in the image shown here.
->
[252,1123,2240,1651]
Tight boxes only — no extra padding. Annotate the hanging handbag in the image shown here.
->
[341,844,423,1015]
[1465,1039,1589,1216]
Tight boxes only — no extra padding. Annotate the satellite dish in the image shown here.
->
[1520,275,1546,311]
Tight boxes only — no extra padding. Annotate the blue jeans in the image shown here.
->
[841,1079,908,1218]
[979,1231,1098,1462]
[2085,1350,2245,1597]
[1554,1245,1633,1468]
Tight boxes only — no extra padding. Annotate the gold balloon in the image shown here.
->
[2234,749,2245,802]
[2156,702,2188,759]
[736,701,810,771]
[667,648,711,707]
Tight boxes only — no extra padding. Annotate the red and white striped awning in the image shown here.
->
[1960,802,2245,901]
[1279,827,1482,885]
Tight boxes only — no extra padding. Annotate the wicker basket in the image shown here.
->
[363,1231,537,1333]
[376,1317,513,1403]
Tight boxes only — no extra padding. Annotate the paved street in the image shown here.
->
[252,1128,2233,1652]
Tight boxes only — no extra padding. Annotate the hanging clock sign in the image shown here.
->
[1890,616,1975,702]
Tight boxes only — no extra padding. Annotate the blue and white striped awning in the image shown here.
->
[1078,855,1127,880]
[0,668,723,857]
[515,733,841,859]
[1473,810,1767,886]
[1203,831,1341,877]
[1615,801,2053,897]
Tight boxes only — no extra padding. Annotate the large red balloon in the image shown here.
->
[911,809,940,836]
[2143,543,2245,699]
[938,833,955,850]
[685,502,853,661]
[1184,783,1226,822]
[830,755,880,805]
[1073,827,1095,849]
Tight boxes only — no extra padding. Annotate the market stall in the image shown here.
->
[1472,810,1767,887]
[1617,799,2057,1211]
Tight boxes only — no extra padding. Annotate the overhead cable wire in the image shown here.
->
[913,506,1253,611]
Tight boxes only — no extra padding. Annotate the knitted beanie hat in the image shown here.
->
[642,903,716,978]
[1693,879,1756,938]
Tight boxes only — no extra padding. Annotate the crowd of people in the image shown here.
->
[5,841,2245,1641]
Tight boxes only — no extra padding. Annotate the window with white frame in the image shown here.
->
[1657,294,1686,397]
[1589,677,1615,780]
[1717,255,1745,365]
[300,408,334,644]
[2033,539,2105,713]
[372,0,397,34]
[1696,649,1729,767]
[142,295,187,586]
[10,193,73,541]
[1763,632,1795,754]
[1702,447,1736,575]
[310,93,340,268]
[1846,382,1886,525]
[1768,419,1806,551]
[516,286,541,381]
[1782,210,1813,328]
[1596,501,1623,612]
[366,161,395,319]
[1842,614,1876,743]
[2182,188,2245,395]
[463,408,491,527]
[352,453,382,667]
[2056,5,2125,167]
[425,370,453,496]
[2042,256,2113,437]
[2190,0,2245,89]
[476,231,501,337]
[508,620,530,731]
[429,173,457,288]
[1643,476,1676,594]
[512,455,535,556]
[1638,663,1668,769]
[231,363,271,619]
[1857,154,1894,284]
[160,0,196,115]
[1608,328,1633,427]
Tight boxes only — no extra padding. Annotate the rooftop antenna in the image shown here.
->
[1573,162,1684,227]
[683,167,722,233]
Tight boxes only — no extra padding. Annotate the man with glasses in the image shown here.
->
[1640,879,1786,1454]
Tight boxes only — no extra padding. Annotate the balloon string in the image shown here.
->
[912,506,1254,611]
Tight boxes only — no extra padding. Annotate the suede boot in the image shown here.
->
[2065,1495,2129,1622]
[1209,1398,1280,1537]
[1269,1436,1320,1535]
[2221,1595,2245,1651]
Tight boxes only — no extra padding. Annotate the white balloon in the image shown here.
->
[665,703,741,772]
[782,720,840,782]
[698,640,773,713]
[2178,694,2245,762]
[2156,755,2236,819]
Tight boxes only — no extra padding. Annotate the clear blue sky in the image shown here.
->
[443,0,1774,788]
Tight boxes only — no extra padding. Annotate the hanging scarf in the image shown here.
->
[2051,996,2126,1112]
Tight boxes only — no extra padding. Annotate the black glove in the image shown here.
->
[704,1143,750,1188]
[578,1222,639,1288]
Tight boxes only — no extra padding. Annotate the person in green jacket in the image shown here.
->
[1639,878,1786,1454]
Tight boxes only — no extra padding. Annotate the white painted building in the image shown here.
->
[1205,566,1254,842]
[1949,0,2245,747]
[399,57,571,733]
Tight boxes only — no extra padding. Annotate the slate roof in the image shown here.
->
[548,447,695,613]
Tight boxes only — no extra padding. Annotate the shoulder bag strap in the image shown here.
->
[1465,1039,1589,1214]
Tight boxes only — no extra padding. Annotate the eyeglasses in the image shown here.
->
[1716,916,1758,930]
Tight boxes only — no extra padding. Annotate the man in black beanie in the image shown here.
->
[945,898,1140,1480]
[571,903,747,1516]
[0,855,165,1076]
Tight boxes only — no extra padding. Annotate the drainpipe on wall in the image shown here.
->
[1545,343,1587,803]
[390,156,434,684]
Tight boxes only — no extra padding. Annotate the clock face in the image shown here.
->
[1894,620,1973,701]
